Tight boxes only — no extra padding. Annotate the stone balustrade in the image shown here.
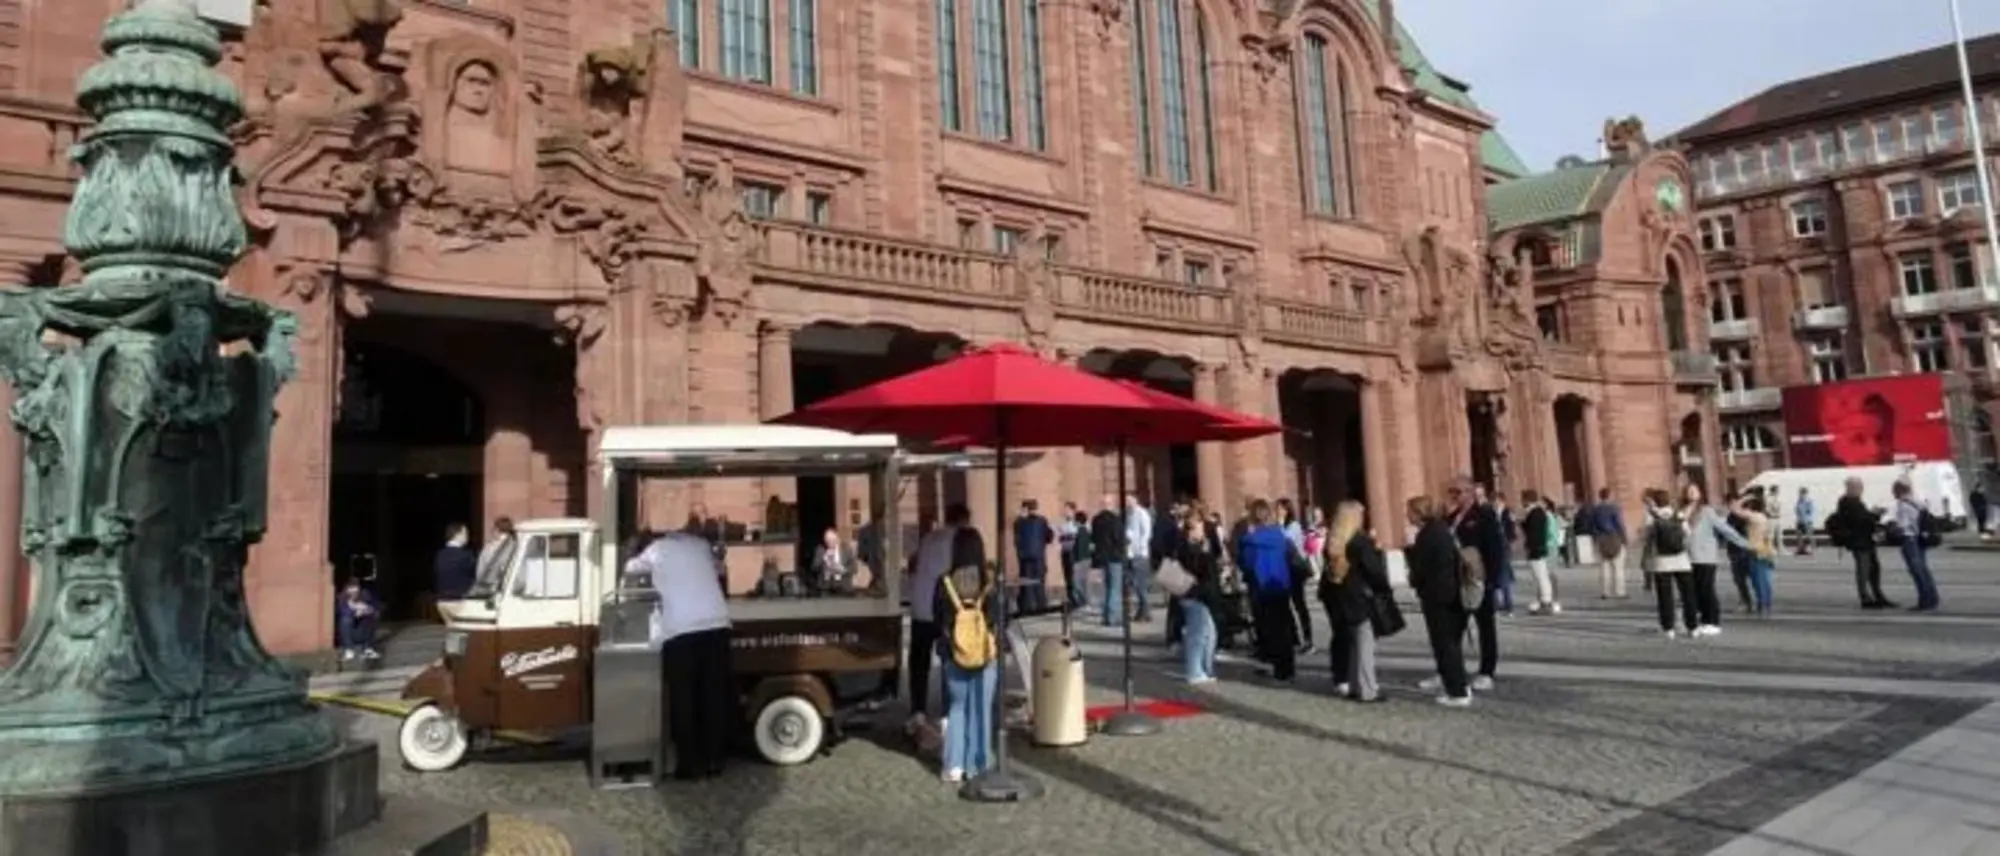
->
[754,220,1009,300]
[1056,268,1233,331]
[1264,299,1390,350]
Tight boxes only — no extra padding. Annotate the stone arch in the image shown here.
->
[1287,5,1387,221]
[1551,393,1592,504]
[1280,0,1399,80]
[1078,348,1199,505]
[1661,255,1692,352]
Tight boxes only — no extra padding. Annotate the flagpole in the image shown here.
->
[1949,0,2000,280]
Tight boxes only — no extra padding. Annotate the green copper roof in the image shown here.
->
[1485,161,1616,232]
[1352,0,1530,178]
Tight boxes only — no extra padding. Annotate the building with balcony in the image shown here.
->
[1672,30,2000,488]
[0,0,1694,659]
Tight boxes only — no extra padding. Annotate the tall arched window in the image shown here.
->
[935,0,1049,151]
[1295,33,1359,217]
[669,0,821,96]
[1131,0,1220,191]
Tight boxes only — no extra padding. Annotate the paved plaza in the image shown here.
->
[322,547,2000,856]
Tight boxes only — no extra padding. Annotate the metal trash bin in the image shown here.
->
[1029,635,1087,747]
[591,596,664,789]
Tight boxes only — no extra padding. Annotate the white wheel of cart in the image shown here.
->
[752,695,826,766]
[398,703,470,772]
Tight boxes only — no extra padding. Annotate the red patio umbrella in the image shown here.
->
[771,343,1278,801]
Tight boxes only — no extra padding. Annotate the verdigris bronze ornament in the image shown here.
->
[0,0,334,796]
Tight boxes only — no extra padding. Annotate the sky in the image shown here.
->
[1394,0,2000,173]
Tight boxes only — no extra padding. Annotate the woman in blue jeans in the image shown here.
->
[1172,513,1222,683]
[933,526,999,783]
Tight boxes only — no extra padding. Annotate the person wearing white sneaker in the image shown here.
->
[1683,483,1751,638]
[1520,490,1562,616]
[333,577,381,664]
[1402,496,1472,706]
[1638,488,1698,638]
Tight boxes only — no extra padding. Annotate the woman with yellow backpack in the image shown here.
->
[933,526,998,784]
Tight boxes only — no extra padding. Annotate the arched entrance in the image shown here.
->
[1553,395,1590,504]
[1079,350,1197,508]
[1662,258,1690,352]
[789,323,963,565]
[1278,369,1366,512]
[328,340,487,620]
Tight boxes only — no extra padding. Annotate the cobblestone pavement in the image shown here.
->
[343,551,2000,856]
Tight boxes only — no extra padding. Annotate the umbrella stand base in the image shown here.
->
[958,766,1046,803]
[1097,709,1163,737]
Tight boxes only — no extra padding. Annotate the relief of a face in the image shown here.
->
[452,62,496,115]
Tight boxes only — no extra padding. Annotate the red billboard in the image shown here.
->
[1779,374,1951,468]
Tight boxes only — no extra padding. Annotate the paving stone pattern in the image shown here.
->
[344,552,2000,856]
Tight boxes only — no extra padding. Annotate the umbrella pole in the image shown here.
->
[1099,440,1161,738]
[961,426,1045,803]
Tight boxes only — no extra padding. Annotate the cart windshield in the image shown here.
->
[464,534,518,600]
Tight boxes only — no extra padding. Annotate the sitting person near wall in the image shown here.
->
[335,577,382,662]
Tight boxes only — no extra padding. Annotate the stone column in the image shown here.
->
[1191,364,1228,509]
[1263,368,1286,501]
[758,322,797,548]
[1582,399,1609,501]
[1361,380,1397,547]
[0,257,28,661]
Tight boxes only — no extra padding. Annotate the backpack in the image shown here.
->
[1914,503,1944,549]
[1650,511,1689,556]
[1542,511,1563,559]
[940,575,996,670]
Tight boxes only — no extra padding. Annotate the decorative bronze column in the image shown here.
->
[0,0,337,798]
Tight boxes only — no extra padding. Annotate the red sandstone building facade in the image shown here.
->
[0,0,1705,658]
[1672,33,2000,489]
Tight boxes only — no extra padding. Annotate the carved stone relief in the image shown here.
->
[573,30,682,173]
[1017,249,1057,355]
[554,301,611,429]
[317,0,405,113]
[693,182,761,326]
[419,34,537,201]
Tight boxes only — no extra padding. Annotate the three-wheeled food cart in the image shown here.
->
[395,425,908,774]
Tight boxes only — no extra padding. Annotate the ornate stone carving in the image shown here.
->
[1228,259,1264,367]
[694,183,762,326]
[1087,0,1124,41]
[419,34,537,201]
[1402,225,1477,363]
[547,195,648,289]
[1603,115,1649,162]
[1016,249,1058,354]
[1483,254,1543,371]
[555,302,610,429]
[1242,35,1290,94]
[576,31,679,170]
[646,261,698,329]
[317,0,404,112]
[0,0,336,793]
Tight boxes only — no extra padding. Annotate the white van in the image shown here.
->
[1746,462,1966,535]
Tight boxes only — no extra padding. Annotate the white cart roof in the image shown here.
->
[596,425,900,464]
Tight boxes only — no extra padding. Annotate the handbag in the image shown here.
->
[1456,544,1486,612]
[1369,592,1406,638]
[1155,556,1196,598]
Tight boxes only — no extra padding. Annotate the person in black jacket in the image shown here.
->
[1172,512,1223,684]
[1088,495,1128,626]
[1402,496,1472,707]
[1319,501,1392,702]
[1825,477,1892,609]
[1521,490,1560,615]
[1447,484,1504,690]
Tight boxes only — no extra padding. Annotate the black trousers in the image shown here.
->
[662,627,735,779]
[1690,563,1722,627]
[1325,596,1355,686]
[907,620,943,720]
[1288,572,1314,646]
[1472,590,1499,678]
[1728,556,1753,609]
[1166,596,1185,646]
[1252,594,1297,680]
[1420,599,1469,698]
[1652,572,1698,631]
[1852,548,1888,604]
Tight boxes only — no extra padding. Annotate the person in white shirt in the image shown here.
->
[627,530,733,780]
[906,503,973,731]
[1124,495,1155,623]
